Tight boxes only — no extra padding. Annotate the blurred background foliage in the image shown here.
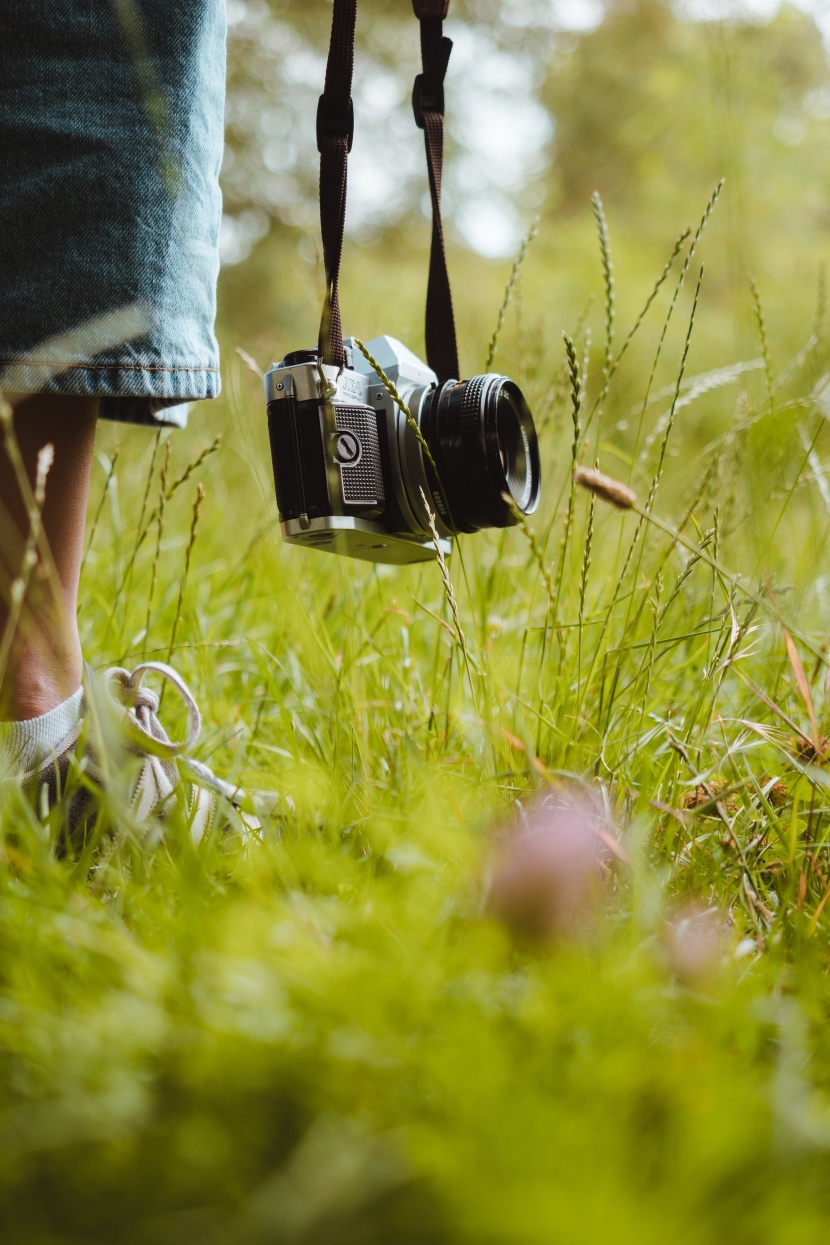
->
[219,0,830,377]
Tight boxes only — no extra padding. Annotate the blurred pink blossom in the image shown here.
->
[488,789,618,942]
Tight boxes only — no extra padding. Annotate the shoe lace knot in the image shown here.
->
[105,661,202,758]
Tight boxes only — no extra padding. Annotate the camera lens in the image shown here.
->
[420,375,541,534]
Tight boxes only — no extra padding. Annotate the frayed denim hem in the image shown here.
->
[0,357,220,427]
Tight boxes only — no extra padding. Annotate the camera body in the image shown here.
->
[264,334,540,565]
[265,336,450,563]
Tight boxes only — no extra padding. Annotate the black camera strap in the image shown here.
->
[316,0,460,383]
[411,0,459,383]
[316,0,357,372]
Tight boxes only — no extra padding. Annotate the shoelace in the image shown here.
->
[104,661,202,759]
[103,662,207,819]
[97,661,280,828]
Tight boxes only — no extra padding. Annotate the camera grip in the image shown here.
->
[267,397,329,524]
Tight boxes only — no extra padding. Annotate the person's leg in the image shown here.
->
[0,394,97,720]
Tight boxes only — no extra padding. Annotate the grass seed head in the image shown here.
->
[764,779,789,808]
[789,734,830,765]
[574,465,636,510]
[680,780,739,817]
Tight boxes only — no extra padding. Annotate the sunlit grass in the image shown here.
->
[3,192,830,1241]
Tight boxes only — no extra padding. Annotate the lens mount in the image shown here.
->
[419,374,541,534]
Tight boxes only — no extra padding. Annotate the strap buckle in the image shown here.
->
[316,94,355,153]
[411,0,450,17]
[412,36,453,128]
[412,73,444,129]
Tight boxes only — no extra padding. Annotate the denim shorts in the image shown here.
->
[0,2,226,428]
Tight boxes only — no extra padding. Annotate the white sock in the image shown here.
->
[0,687,84,774]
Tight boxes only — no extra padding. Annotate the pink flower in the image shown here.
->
[488,789,617,942]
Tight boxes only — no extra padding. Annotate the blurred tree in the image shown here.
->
[219,0,830,375]
[538,0,830,357]
[222,0,556,260]
[219,0,558,352]
[546,0,829,213]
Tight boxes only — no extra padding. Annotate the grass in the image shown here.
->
[3,191,830,1241]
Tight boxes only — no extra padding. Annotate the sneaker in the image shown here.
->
[21,660,282,844]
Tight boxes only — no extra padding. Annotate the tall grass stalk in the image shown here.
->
[115,430,160,621]
[354,336,484,667]
[141,442,170,662]
[629,181,723,475]
[166,482,205,669]
[419,486,478,718]
[0,443,53,684]
[84,447,120,558]
[581,227,692,443]
[575,467,826,664]
[598,266,705,734]
[110,435,221,637]
[0,398,65,622]
[748,275,774,412]
[535,332,581,754]
[591,192,615,423]
[573,480,595,736]
[484,218,539,373]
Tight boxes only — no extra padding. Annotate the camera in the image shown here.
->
[264,335,541,564]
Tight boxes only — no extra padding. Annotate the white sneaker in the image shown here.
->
[23,661,285,844]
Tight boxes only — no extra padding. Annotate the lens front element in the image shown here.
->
[494,383,535,512]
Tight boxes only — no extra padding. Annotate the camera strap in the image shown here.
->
[410,0,459,383]
[316,0,460,383]
[316,0,357,372]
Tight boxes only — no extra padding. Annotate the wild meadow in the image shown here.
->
[4,1,830,1239]
[2,173,830,1241]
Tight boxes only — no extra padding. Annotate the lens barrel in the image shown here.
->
[419,374,541,534]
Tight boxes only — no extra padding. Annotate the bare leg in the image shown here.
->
[0,394,98,719]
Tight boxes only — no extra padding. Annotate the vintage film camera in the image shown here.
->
[264,335,541,564]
